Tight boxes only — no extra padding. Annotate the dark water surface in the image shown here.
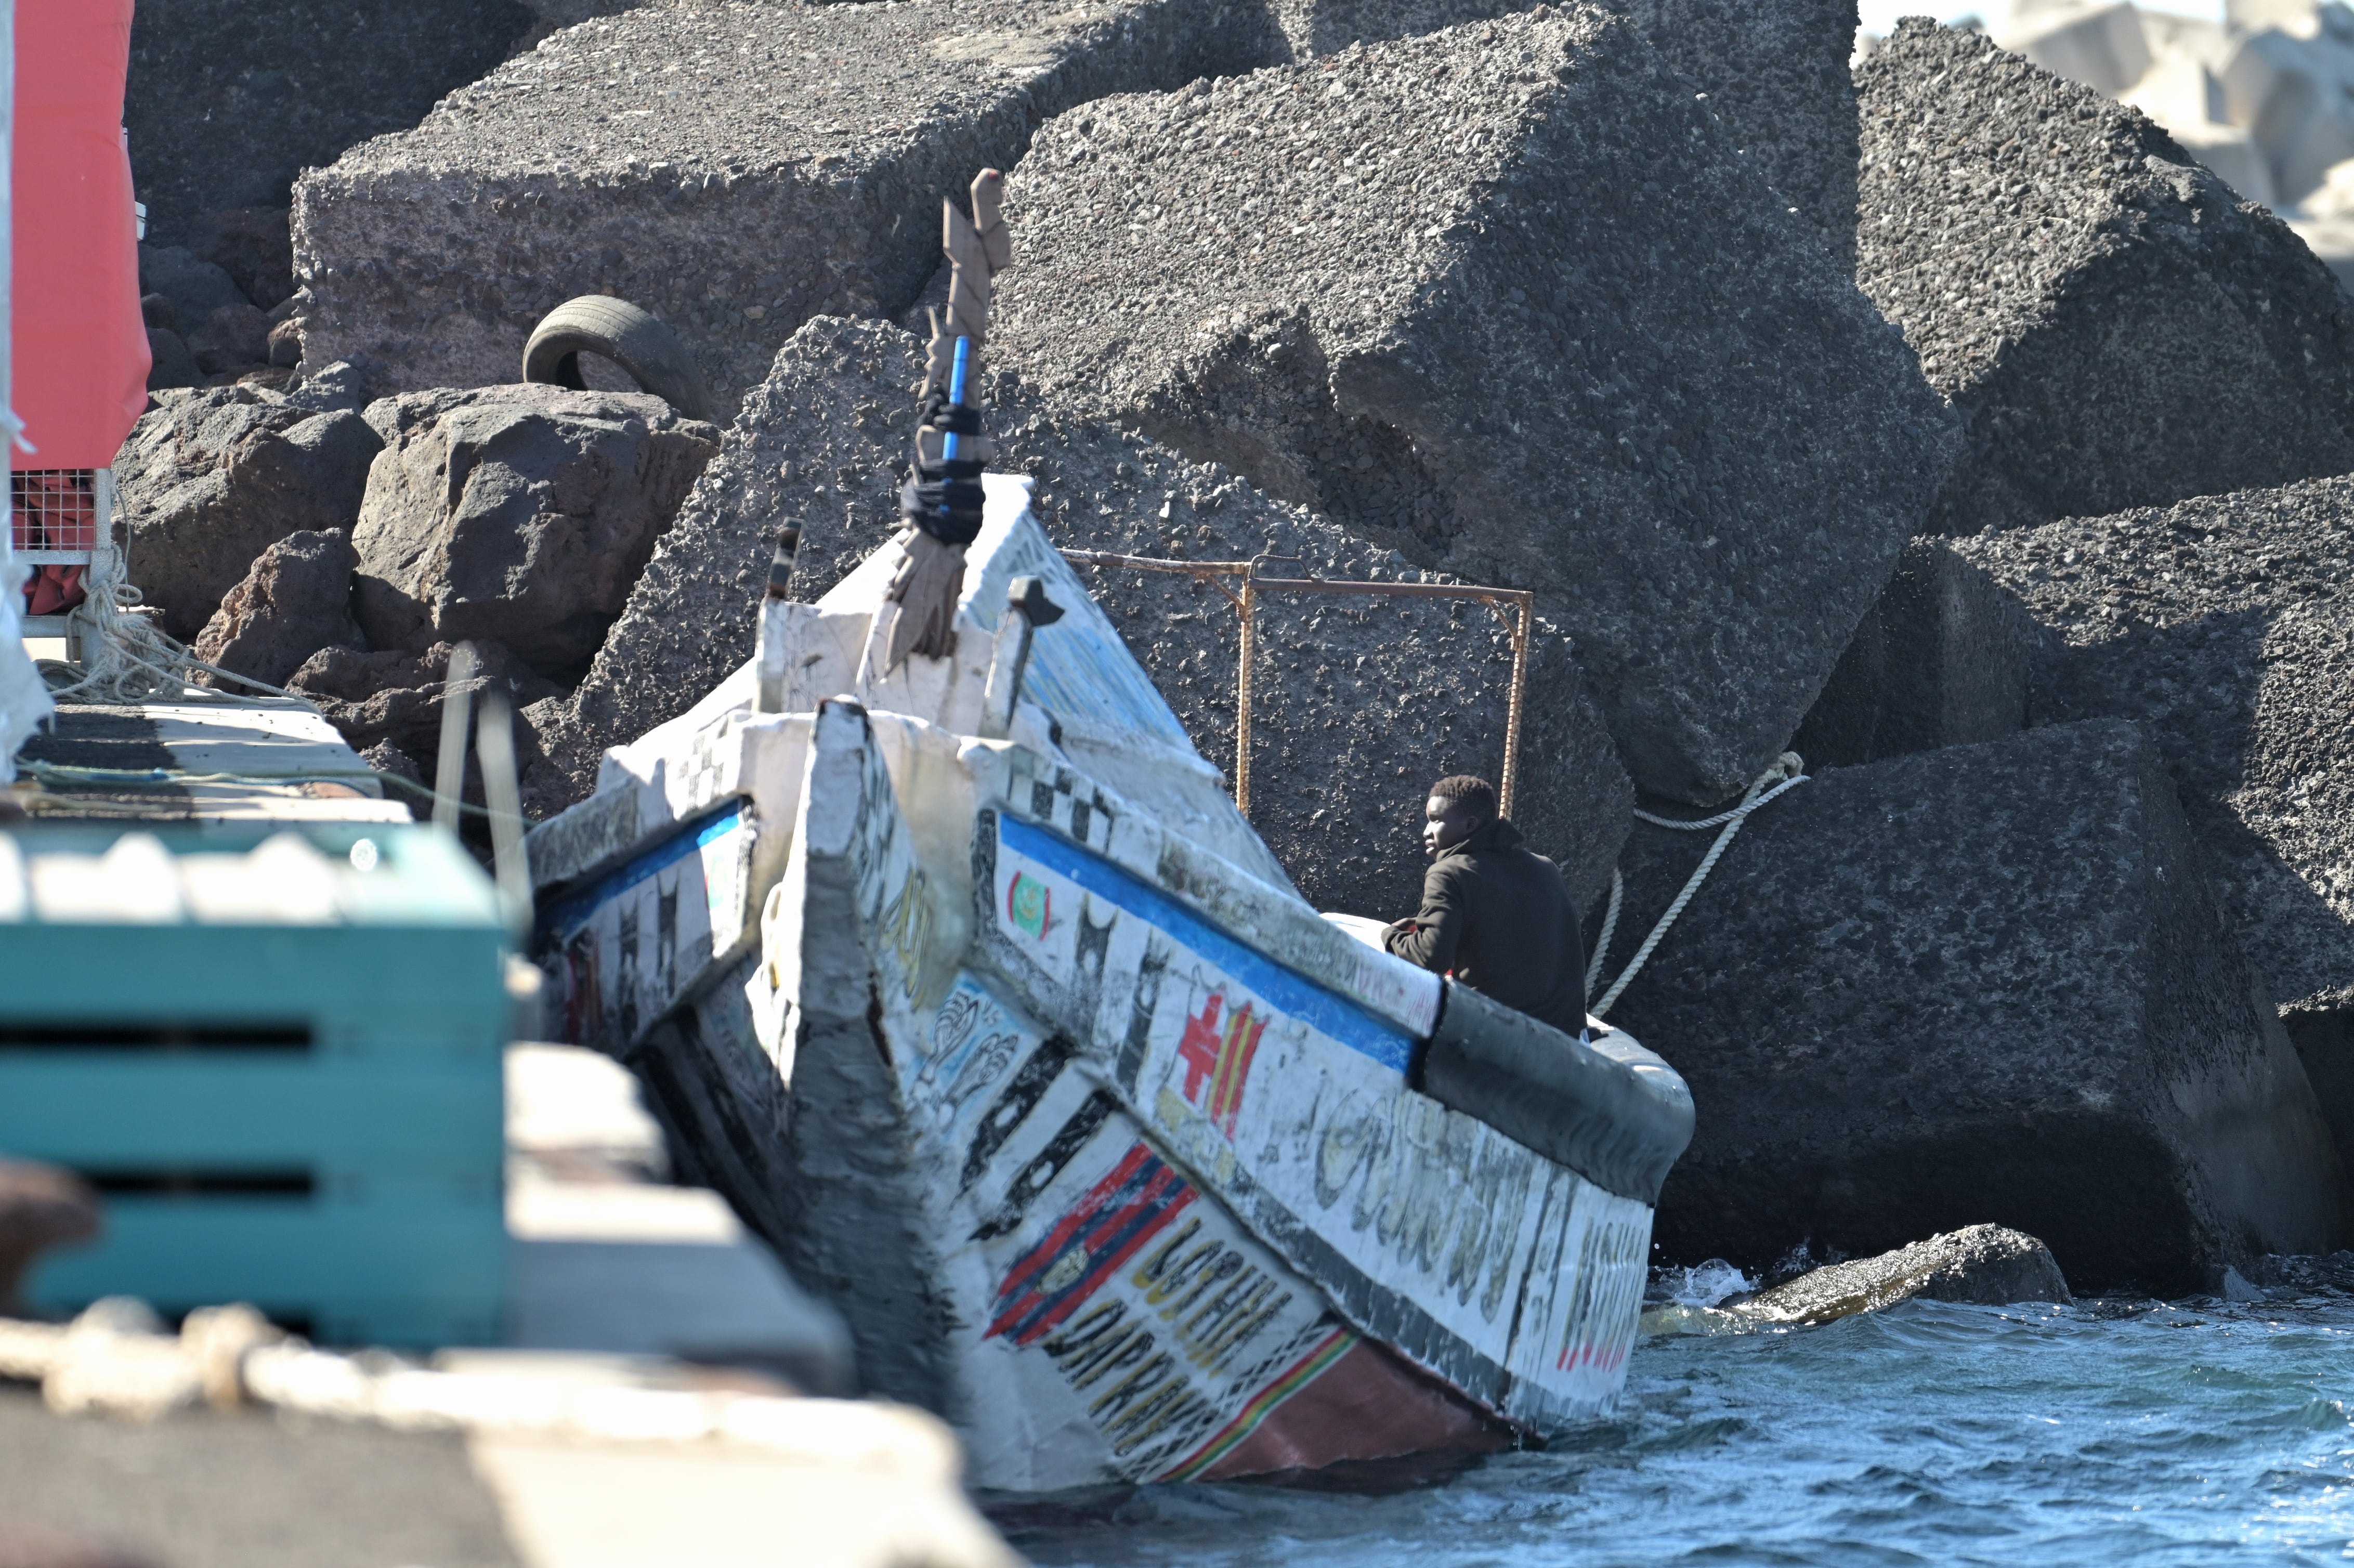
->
[1009,1287,2354,1567]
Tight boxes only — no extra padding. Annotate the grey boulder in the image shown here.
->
[188,205,297,311]
[145,328,202,392]
[1608,718,2343,1296]
[536,315,1633,918]
[114,385,385,641]
[290,639,561,787]
[292,0,1284,418]
[191,527,364,690]
[136,243,249,328]
[351,384,720,681]
[1856,20,2354,535]
[993,7,1960,804]
[1735,1224,2071,1325]
[186,302,273,375]
[1790,536,2043,769]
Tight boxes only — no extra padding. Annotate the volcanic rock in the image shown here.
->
[1609,718,2343,1296]
[360,739,426,786]
[290,639,562,783]
[0,1159,100,1315]
[190,528,364,690]
[114,386,386,641]
[188,205,296,310]
[124,0,530,243]
[537,315,1633,916]
[993,8,1960,805]
[1736,1224,2072,1324]
[350,385,717,682]
[145,329,201,393]
[1948,475,2354,1050]
[1790,537,2043,769]
[136,245,248,329]
[293,0,1286,417]
[185,303,272,376]
[1855,20,2354,535]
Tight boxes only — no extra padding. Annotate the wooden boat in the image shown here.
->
[523,472,1695,1491]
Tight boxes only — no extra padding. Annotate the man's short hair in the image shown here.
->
[1430,775,1497,822]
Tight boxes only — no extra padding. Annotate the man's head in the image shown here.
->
[1423,775,1497,859]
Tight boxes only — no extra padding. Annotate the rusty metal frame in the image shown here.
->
[1060,548,1534,820]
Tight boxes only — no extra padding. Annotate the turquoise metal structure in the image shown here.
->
[0,822,510,1345]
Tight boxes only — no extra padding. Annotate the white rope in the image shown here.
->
[44,576,316,709]
[1587,752,1807,1019]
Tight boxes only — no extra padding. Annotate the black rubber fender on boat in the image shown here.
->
[522,294,714,422]
[1419,979,1695,1205]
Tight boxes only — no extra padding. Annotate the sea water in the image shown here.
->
[1008,1265,2354,1567]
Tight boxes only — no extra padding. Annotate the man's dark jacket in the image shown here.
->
[1382,817,1588,1034]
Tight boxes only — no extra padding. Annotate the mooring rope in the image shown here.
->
[1585,752,1808,1019]
[41,564,315,708]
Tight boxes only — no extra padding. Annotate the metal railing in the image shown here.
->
[1060,548,1534,819]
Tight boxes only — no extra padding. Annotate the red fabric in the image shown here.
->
[12,0,146,469]
[24,563,83,614]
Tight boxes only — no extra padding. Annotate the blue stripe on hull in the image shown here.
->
[996,813,1417,1075]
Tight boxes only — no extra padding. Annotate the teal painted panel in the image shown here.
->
[0,1059,503,1167]
[0,927,509,1033]
[27,1201,507,1347]
[0,823,513,1346]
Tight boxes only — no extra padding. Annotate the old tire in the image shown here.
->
[522,295,713,422]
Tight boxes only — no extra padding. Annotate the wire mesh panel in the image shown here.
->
[12,468,99,554]
[14,467,107,620]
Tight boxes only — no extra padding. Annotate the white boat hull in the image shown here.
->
[527,477,1688,1490]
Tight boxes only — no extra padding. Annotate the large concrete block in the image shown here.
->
[1789,536,2043,769]
[1620,0,1861,262]
[1607,718,2343,1296]
[125,0,531,243]
[292,0,1280,420]
[533,316,1633,917]
[1263,0,1860,257]
[1950,477,2354,1029]
[1857,20,2354,537]
[993,8,1959,805]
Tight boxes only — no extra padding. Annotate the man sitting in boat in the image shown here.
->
[1383,775,1589,1036]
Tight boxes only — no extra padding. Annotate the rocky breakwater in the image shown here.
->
[1858,19,2354,535]
[528,314,1634,922]
[112,369,382,642]
[990,5,1960,805]
[290,0,1287,420]
[110,375,715,795]
[1945,477,2354,1166]
[1605,719,2344,1296]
